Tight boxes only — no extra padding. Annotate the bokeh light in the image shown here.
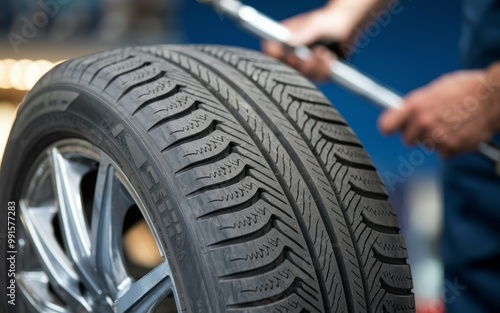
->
[0,59,57,91]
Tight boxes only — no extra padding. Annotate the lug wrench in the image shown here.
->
[198,0,500,174]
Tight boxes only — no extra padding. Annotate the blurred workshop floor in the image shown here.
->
[0,101,17,164]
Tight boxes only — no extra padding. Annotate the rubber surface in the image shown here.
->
[0,45,414,312]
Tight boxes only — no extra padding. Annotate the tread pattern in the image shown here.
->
[28,45,415,312]
[199,46,415,312]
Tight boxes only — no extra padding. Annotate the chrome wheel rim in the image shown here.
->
[18,139,180,312]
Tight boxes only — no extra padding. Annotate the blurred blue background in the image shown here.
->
[0,0,464,310]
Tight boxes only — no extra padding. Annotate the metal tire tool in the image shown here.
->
[198,0,500,175]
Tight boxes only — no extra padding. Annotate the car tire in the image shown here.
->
[0,45,415,312]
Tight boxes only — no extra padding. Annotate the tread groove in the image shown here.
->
[147,100,203,132]
[103,61,151,91]
[89,56,134,85]
[117,70,166,102]
[132,84,186,116]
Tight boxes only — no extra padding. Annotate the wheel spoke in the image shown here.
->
[18,272,68,313]
[113,262,173,313]
[19,201,91,311]
[91,154,134,298]
[49,148,101,294]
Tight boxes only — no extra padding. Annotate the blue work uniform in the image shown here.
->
[442,0,500,312]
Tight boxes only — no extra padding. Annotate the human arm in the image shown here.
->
[379,62,500,157]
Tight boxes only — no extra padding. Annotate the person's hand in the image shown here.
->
[379,69,500,158]
[262,6,354,81]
